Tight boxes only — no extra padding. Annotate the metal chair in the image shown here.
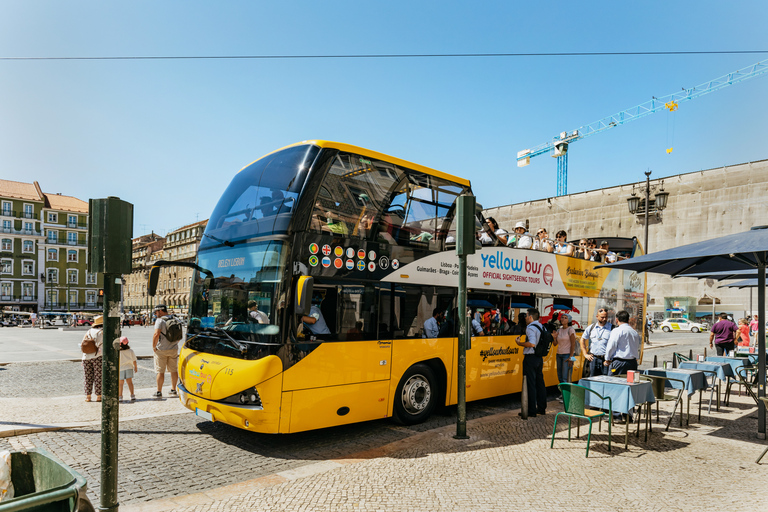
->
[733,366,760,405]
[639,374,685,430]
[724,362,752,405]
[551,383,612,457]
[673,352,691,367]
[698,369,720,415]
[756,397,768,464]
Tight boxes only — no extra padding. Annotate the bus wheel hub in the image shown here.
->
[402,375,431,415]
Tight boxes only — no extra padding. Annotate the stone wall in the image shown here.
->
[484,158,768,318]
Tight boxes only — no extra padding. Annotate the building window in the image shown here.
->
[23,240,34,252]
[47,268,58,284]
[86,272,97,285]
[67,232,77,245]
[69,290,78,306]
[1,239,11,251]
[47,230,57,243]
[47,248,58,261]
[23,204,34,219]
[46,289,58,306]
[22,282,34,299]
[47,212,58,223]
[1,259,11,274]
[67,249,78,262]
[2,220,11,233]
[68,215,78,228]
[68,269,78,284]
[1,282,11,299]
[22,261,33,275]
[23,222,33,234]
[86,290,96,305]
[1,202,11,216]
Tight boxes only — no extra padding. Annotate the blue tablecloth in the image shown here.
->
[678,361,734,381]
[643,368,707,396]
[706,356,750,375]
[579,376,656,414]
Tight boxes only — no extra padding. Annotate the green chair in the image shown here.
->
[551,383,612,457]
[673,352,691,367]
[756,397,768,464]
[734,366,759,405]
[640,374,685,430]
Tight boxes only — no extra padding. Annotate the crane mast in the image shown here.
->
[517,60,768,196]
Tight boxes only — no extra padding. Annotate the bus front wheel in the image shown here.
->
[394,364,437,425]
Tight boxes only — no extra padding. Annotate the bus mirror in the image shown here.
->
[147,265,160,297]
[295,276,314,316]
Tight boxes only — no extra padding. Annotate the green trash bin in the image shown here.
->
[0,449,94,512]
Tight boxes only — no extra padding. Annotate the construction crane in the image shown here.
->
[517,60,768,196]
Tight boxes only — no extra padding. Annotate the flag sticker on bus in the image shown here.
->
[346,247,355,258]
[322,244,331,256]
[309,255,319,267]
[379,256,390,269]
[357,249,366,260]
[334,258,343,269]
[392,259,400,270]
[357,260,366,271]
[368,262,376,272]
[334,246,344,257]
[322,257,331,268]
[309,243,319,254]
[346,259,354,269]
[368,250,376,261]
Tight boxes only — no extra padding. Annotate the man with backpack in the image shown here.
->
[515,308,551,418]
[152,304,183,398]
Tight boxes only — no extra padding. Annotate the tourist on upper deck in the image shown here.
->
[600,241,618,263]
[478,217,508,245]
[573,238,590,260]
[586,239,601,261]
[533,228,553,252]
[506,221,526,248]
[553,230,574,256]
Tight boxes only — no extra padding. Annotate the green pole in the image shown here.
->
[455,253,469,439]
[100,274,121,512]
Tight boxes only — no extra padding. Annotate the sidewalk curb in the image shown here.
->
[0,410,189,438]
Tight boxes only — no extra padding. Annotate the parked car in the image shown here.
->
[659,318,707,333]
[77,318,93,327]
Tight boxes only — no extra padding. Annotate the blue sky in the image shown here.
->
[1,1,766,237]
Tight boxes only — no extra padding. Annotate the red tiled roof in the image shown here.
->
[0,179,45,202]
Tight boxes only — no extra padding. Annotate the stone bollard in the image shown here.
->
[653,355,658,367]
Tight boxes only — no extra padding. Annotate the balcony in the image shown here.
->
[67,222,88,230]
[1,226,42,237]
[0,294,36,302]
[45,236,87,247]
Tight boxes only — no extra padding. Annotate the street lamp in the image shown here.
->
[627,170,669,254]
[628,170,670,345]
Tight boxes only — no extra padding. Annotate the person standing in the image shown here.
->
[554,313,576,401]
[737,318,750,347]
[423,308,442,338]
[118,336,138,402]
[709,313,739,356]
[579,308,613,377]
[749,314,759,344]
[152,304,180,398]
[604,310,640,376]
[515,308,547,418]
[81,315,104,402]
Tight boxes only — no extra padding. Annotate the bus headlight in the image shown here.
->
[223,386,263,408]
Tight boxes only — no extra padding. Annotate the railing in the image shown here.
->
[1,226,42,236]
[66,222,88,229]
[0,294,37,302]
[43,301,100,310]
[45,236,87,246]
[0,210,37,220]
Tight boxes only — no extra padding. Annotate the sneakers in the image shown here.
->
[169,389,178,396]
[130,395,136,402]
[152,391,163,399]
[556,396,564,403]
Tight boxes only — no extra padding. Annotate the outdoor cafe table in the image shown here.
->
[706,356,751,375]
[578,375,655,448]
[678,361,734,382]
[643,367,707,425]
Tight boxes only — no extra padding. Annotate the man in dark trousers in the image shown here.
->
[709,312,739,356]
[516,308,547,418]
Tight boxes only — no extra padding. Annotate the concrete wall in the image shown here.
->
[484,158,768,318]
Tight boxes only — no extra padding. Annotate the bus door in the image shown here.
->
[282,283,391,431]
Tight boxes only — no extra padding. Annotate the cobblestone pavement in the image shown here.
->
[124,392,768,512]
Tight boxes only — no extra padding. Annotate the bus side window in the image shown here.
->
[338,285,377,341]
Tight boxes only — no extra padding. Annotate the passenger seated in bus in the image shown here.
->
[573,239,590,260]
[470,309,485,336]
[300,296,331,336]
[438,308,458,337]
[506,222,527,248]
[510,313,527,335]
[478,217,507,245]
[247,301,269,324]
[553,230,574,256]
[423,308,443,338]
[346,321,363,341]
[533,228,553,252]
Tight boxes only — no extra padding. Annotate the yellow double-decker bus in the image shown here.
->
[150,141,646,434]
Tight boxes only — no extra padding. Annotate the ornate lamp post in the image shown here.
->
[628,170,670,344]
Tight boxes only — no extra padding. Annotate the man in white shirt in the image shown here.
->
[515,308,547,418]
[604,310,640,376]
[248,300,269,324]
[423,308,442,338]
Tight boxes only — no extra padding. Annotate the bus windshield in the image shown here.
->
[204,144,320,246]
[187,241,287,356]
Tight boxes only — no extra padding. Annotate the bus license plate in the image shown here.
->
[195,408,213,421]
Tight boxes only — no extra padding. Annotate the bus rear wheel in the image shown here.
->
[394,364,436,425]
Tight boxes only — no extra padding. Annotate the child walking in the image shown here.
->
[119,336,138,402]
